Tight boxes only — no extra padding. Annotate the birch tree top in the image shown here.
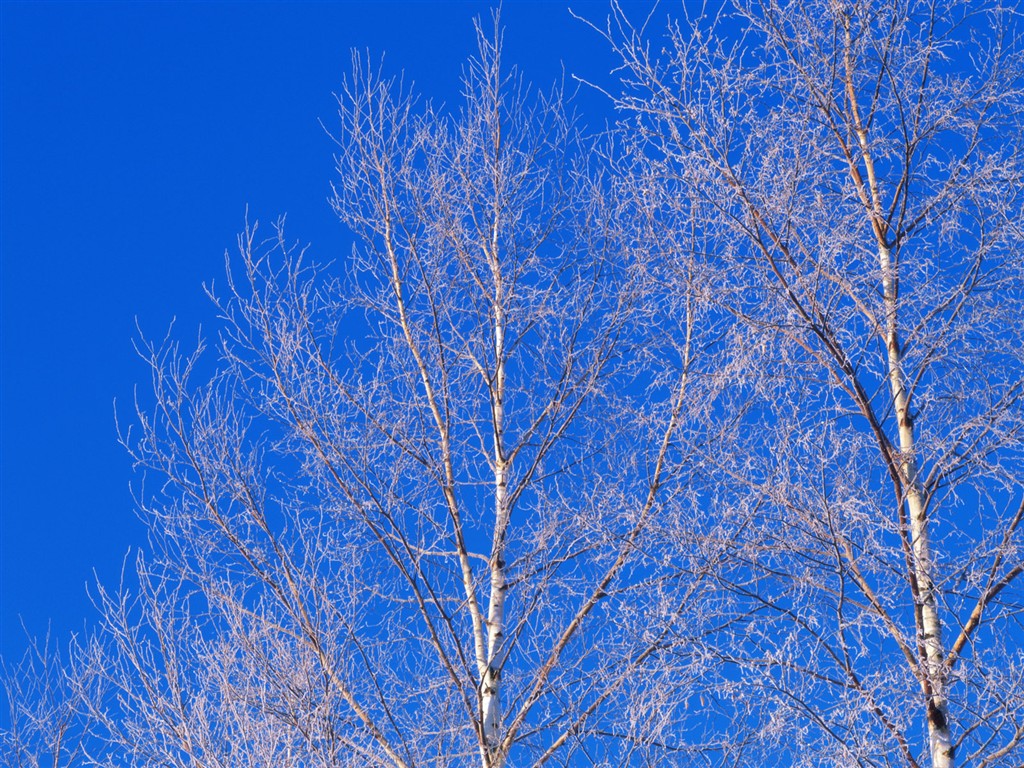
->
[0,0,616,663]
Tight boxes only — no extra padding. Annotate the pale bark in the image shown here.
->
[880,240,953,767]
[845,11,952,754]
[481,177,509,765]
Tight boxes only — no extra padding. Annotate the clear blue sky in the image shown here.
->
[0,0,621,661]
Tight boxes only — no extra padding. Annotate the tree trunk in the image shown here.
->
[878,242,953,768]
[481,211,509,766]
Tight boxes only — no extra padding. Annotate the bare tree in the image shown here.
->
[600,0,1024,765]
[14,4,1019,765]
[16,19,737,768]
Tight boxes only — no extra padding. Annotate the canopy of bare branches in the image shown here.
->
[4,3,1023,767]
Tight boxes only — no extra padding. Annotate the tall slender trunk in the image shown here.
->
[481,448,509,764]
[481,190,509,765]
[878,242,953,767]
[842,17,952,757]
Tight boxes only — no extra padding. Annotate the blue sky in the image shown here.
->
[0,0,621,661]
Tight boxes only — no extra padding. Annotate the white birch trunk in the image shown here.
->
[481,206,509,766]
[481,455,508,763]
[848,25,953,754]
[878,243,953,768]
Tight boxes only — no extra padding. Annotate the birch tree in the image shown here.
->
[602,0,1024,765]
[11,20,736,768]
